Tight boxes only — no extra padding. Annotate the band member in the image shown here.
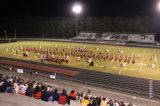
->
[151,63,155,69]
[132,60,135,64]
[120,62,126,68]
[88,58,92,63]
[77,56,81,61]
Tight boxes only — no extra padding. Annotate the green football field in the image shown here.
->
[0,41,160,80]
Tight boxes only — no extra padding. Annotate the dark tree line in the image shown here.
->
[0,15,157,38]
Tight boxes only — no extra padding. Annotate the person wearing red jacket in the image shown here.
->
[58,89,70,105]
[34,84,42,99]
[69,90,77,100]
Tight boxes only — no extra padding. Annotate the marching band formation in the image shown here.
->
[3,44,157,70]
[19,45,139,67]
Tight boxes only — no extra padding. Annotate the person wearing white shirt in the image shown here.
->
[19,83,27,95]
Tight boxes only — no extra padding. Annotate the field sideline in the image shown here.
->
[0,41,160,80]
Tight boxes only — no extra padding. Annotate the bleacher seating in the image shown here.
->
[0,93,81,106]
[128,34,155,43]
[86,33,97,40]
[73,32,156,44]
[101,33,110,40]
[0,73,134,106]
[73,32,97,41]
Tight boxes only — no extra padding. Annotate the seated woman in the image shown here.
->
[26,83,34,97]
[18,82,27,95]
[33,84,42,99]
[69,90,77,100]
[81,95,90,106]
[100,97,107,106]
[58,89,70,105]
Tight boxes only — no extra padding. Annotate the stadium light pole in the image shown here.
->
[5,29,7,40]
[15,30,17,39]
[72,4,82,37]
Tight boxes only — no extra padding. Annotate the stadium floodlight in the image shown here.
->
[72,4,82,36]
[72,4,82,14]
[158,1,160,11]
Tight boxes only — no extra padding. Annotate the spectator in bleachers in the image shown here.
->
[13,78,19,93]
[89,96,93,102]
[41,86,52,102]
[17,77,23,84]
[8,75,14,82]
[19,82,27,95]
[114,100,119,106]
[69,90,77,100]
[5,80,14,93]
[97,96,102,105]
[88,97,98,106]
[119,101,125,106]
[107,99,114,106]
[100,97,107,106]
[33,82,38,89]
[48,87,54,102]
[0,74,134,106]
[25,83,34,97]
[81,95,90,106]
[12,77,19,93]
[79,92,84,102]
[51,88,60,102]
[58,89,70,105]
[0,76,9,92]
[76,92,80,101]
[33,83,42,99]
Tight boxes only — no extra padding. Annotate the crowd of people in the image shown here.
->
[0,74,134,106]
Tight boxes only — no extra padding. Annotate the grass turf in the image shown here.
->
[0,41,160,80]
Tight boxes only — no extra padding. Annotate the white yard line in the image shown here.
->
[139,50,145,72]
[154,49,160,73]
[118,68,123,75]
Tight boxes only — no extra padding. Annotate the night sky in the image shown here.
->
[0,0,158,17]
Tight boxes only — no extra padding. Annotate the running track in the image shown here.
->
[0,59,80,76]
